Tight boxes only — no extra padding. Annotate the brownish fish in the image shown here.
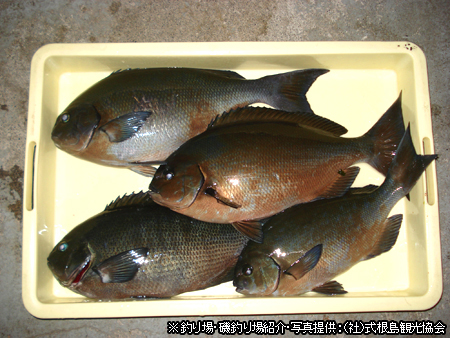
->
[233,126,436,296]
[47,192,248,299]
[51,67,328,176]
[149,95,405,242]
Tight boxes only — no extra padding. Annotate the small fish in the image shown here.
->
[149,94,405,243]
[47,192,248,299]
[233,126,436,296]
[51,67,328,176]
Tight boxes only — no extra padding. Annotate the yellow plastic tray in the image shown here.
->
[23,42,441,318]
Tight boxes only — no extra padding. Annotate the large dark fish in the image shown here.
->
[51,67,328,176]
[47,192,248,299]
[149,94,405,243]
[233,126,436,296]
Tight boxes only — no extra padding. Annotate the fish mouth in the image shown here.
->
[148,184,160,194]
[233,274,250,294]
[64,256,92,287]
[233,279,251,295]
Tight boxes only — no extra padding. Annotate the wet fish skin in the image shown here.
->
[233,126,436,296]
[47,192,248,299]
[149,95,405,242]
[51,67,328,175]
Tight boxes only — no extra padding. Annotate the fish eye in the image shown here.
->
[162,167,174,180]
[59,243,68,252]
[242,264,253,276]
[61,113,70,123]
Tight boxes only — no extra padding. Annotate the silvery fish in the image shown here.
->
[233,126,436,296]
[149,95,405,243]
[51,67,328,176]
[47,192,248,299]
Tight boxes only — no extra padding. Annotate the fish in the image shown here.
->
[233,126,437,296]
[149,94,405,243]
[51,67,329,176]
[47,192,248,299]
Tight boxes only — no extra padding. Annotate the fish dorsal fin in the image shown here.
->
[284,244,322,280]
[200,69,246,79]
[208,107,348,137]
[105,191,154,211]
[316,167,360,200]
[94,248,149,283]
[312,280,347,295]
[232,220,263,243]
[108,68,135,76]
[364,214,403,260]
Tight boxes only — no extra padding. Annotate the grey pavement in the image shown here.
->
[0,1,448,337]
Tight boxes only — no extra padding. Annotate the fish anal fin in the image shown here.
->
[316,167,360,200]
[93,247,148,283]
[364,214,403,260]
[232,221,263,243]
[204,187,241,209]
[312,280,347,295]
[100,111,152,142]
[284,244,322,280]
[347,184,379,195]
[129,165,157,177]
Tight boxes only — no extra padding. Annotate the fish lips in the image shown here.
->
[47,253,92,288]
[64,255,92,288]
[233,276,251,294]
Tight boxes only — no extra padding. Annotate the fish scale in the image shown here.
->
[149,96,405,242]
[47,193,248,299]
[52,67,328,175]
[233,127,436,296]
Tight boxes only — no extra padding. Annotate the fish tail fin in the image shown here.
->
[384,125,437,197]
[362,93,405,176]
[261,69,329,113]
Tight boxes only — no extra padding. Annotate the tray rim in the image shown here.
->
[22,41,442,319]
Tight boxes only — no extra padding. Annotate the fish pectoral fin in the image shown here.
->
[315,167,360,200]
[312,280,347,295]
[93,247,148,283]
[364,214,403,260]
[232,221,263,243]
[204,187,241,209]
[100,111,152,142]
[284,244,322,280]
